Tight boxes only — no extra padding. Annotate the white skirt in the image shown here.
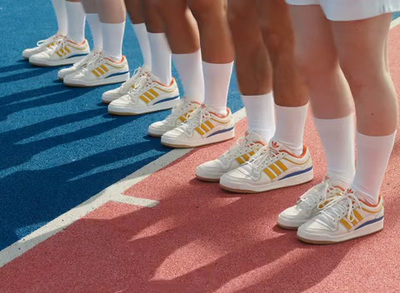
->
[286,0,400,21]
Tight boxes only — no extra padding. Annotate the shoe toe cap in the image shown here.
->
[109,95,132,107]
[298,218,332,238]
[220,167,249,185]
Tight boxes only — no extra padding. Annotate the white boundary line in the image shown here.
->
[1,17,399,268]
[391,16,400,29]
[0,108,246,268]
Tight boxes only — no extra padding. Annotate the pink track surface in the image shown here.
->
[1,28,400,293]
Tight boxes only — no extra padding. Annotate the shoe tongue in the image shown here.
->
[269,140,285,153]
[141,65,151,73]
[246,131,267,145]
[149,73,160,83]
[324,176,348,191]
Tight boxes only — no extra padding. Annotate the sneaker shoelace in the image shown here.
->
[126,75,154,103]
[53,36,69,54]
[297,178,341,211]
[248,146,282,174]
[120,67,146,93]
[320,189,362,224]
[36,34,62,48]
[181,106,210,136]
[164,99,194,125]
[219,134,259,165]
[75,50,101,68]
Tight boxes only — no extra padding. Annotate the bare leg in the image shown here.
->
[332,14,398,204]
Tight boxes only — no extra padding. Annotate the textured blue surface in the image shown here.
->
[0,0,242,250]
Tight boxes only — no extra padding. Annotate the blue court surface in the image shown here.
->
[0,0,243,251]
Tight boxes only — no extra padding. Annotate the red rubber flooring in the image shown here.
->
[1,26,400,293]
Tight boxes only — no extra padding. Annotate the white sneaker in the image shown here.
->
[102,66,150,104]
[58,49,102,80]
[278,177,345,229]
[220,140,313,193]
[108,74,180,115]
[297,189,384,244]
[161,105,235,148]
[29,37,90,66]
[63,55,130,87]
[196,131,266,182]
[22,34,64,59]
[148,97,201,137]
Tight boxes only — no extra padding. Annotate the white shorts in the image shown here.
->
[285,0,400,21]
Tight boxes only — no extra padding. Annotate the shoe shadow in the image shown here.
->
[0,62,31,74]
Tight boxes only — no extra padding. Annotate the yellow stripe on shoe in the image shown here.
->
[270,164,282,176]
[276,160,288,171]
[195,127,205,135]
[264,168,276,179]
[140,96,150,104]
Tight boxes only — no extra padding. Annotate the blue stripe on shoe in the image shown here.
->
[207,127,234,138]
[355,216,384,230]
[66,53,88,59]
[106,71,129,78]
[279,166,313,180]
[153,96,180,105]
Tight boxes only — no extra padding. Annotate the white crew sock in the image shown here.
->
[148,32,172,85]
[86,14,102,51]
[272,103,309,156]
[172,50,204,103]
[241,93,275,142]
[203,61,233,115]
[351,131,396,205]
[132,23,152,69]
[102,21,125,61]
[65,1,86,43]
[51,0,68,35]
[314,115,356,187]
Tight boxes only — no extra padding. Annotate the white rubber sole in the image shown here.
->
[220,168,313,194]
[161,128,235,148]
[64,73,129,88]
[297,216,384,244]
[29,55,86,67]
[108,97,179,116]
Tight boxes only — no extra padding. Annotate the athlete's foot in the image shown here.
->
[107,74,180,115]
[219,140,313,193]
[196,131,266,182]
[29,37,90,67]
[297,189,384,244]
[148,97,201,137]
[22,34,64,59]
[63,55,129,87]
[278,177,345,229]
[102,65,150,104]
[58,49,102,80]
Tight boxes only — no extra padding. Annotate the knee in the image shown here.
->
[188,0,225,23]
[227,0,249,28]
[295,48,338,83]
